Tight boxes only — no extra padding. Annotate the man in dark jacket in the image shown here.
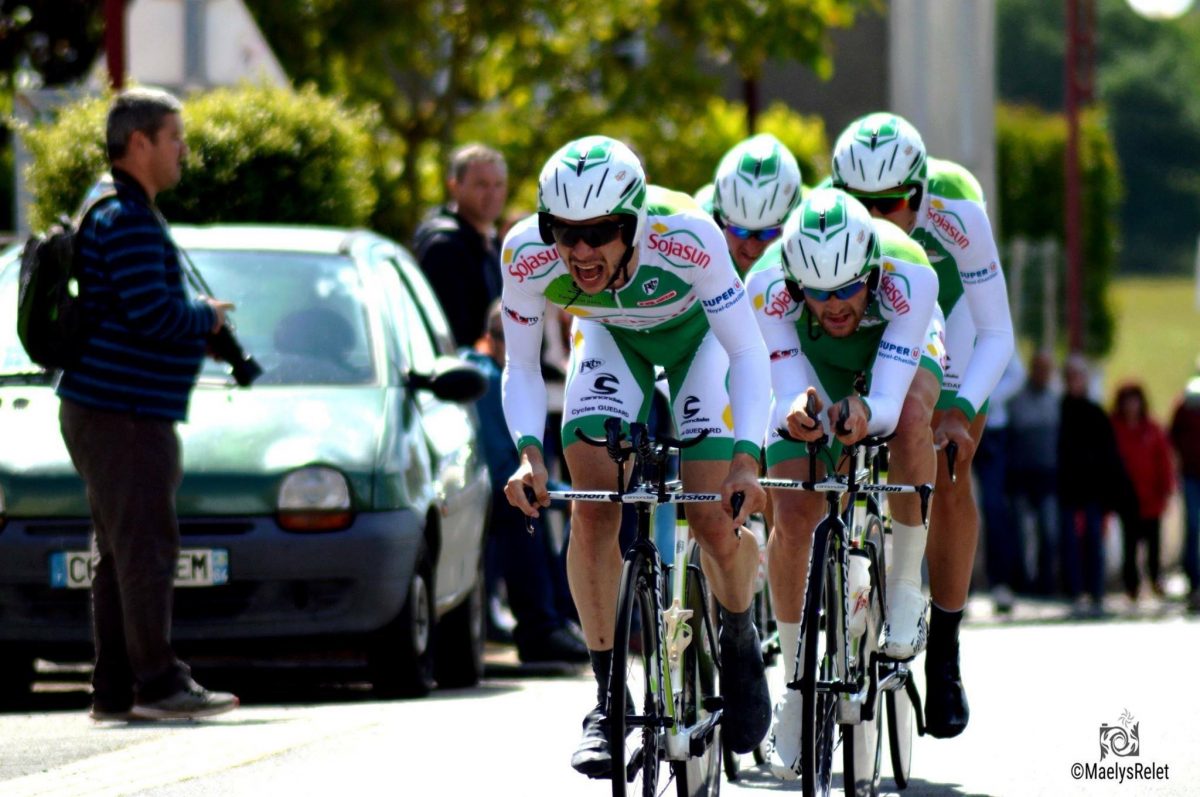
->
[413,144,507,347]
[1057,355,1127,614]
[58,88,238,721]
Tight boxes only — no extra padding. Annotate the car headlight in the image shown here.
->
[277,467,353,532]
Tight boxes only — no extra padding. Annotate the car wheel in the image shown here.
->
[0,649,34,706]
[433,553,485,689]
[370,541,436,698]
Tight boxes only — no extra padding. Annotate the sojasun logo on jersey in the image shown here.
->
[928,208,970,249]
[507,246,561,283]
[646,231,712,269]
[879,274,911,315]
[760,281,795,319]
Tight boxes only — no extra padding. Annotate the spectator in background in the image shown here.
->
[413,143,507,347]
[1169,365,1200,612]
[976,352,1026,613]
[1007,351,1061,596]
[1111,383,1174,601]
[462,301,588,664]
[1058,355,1126,615]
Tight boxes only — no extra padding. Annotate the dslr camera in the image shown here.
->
[209,324,262,386]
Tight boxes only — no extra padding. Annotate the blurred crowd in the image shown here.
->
[982,349,1200,616]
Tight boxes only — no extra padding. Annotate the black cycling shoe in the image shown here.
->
[924,639,970,738]
[570,704,612,778]
[719,622,771,754]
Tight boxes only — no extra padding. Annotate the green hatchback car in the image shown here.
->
[0,225,491,700]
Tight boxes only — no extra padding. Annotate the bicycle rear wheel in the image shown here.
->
[800,521,838,797]
[842,516,885,797]
[672,564,722,796]
[610,550,667,797]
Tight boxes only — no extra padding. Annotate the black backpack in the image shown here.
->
[16,191,117,370]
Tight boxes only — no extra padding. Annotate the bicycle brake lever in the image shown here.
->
[523,486,538,535]
[945,441,959,484]
[918,484,934,526]
[730,491,744,536]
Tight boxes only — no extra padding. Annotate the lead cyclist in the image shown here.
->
[830,112,1016,739]
[500,136,772,776]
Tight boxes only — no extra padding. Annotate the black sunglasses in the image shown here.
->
[549,219,627,248]
[850,187,918,215]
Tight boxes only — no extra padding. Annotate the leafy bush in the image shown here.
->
[22,84,378,231]
[996,102,1122,356]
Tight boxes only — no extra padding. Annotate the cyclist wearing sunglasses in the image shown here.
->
[500,135,773,776]
[746,188,943,779]
[710,133,803,276]
[831,112,1015,740]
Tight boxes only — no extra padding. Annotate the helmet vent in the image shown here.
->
[595,168,609,197]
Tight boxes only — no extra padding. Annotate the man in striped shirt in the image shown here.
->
[57,87,238,722]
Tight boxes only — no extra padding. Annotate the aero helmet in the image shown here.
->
[713,133,802,229]
[537,135,647,248]
[781,188,880,292]
[831,112,927,194]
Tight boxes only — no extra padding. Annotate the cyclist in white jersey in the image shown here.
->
[831,112,1016,739]
[501,136,773,776]
[747,188,942,778]
[711,133,803,276]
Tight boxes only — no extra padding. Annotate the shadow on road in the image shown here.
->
[726,765,991,796]
[0,649,583,716]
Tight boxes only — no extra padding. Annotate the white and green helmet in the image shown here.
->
[713,133,802,229]
[831,112,927,193]
[781,188,880,291]
[537,135,647,247]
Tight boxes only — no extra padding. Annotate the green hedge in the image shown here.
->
[995,102,1122,357]
[22,84,378,232]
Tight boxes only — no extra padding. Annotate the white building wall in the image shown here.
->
[889,0,997,213]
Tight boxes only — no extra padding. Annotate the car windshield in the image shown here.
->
[0,249,376,386]
[189,250,376,385]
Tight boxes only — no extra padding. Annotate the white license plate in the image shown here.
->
[49,549,229,589]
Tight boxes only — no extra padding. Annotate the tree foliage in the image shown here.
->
[998,0,1200,274]
[22,85,377,232]
[996,103,1122,356]
[244,0,866,240]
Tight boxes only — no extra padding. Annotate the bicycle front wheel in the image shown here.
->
[886,678,917,790]
[672,564,722,796]
[842,516,885,797]
[610,550,666,797]
[800,521,838,797]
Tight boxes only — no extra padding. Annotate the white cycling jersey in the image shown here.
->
[909,159,1014,420]
[500,186,771,460]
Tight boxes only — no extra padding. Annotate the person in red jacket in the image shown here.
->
[1111,383,1175,600]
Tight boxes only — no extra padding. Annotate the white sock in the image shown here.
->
[889,521,928,593]
[776,621,801,683]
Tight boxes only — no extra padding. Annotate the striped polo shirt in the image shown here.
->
[56,175,216,421]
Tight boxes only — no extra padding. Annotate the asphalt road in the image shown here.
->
[0,598,1196,796]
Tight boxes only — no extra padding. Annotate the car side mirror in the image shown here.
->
[407,356,487,403]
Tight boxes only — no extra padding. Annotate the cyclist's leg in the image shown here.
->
[666,329,770,754]
[560,320,655,775]
[919,307,980,736]
[880,363,940,660]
